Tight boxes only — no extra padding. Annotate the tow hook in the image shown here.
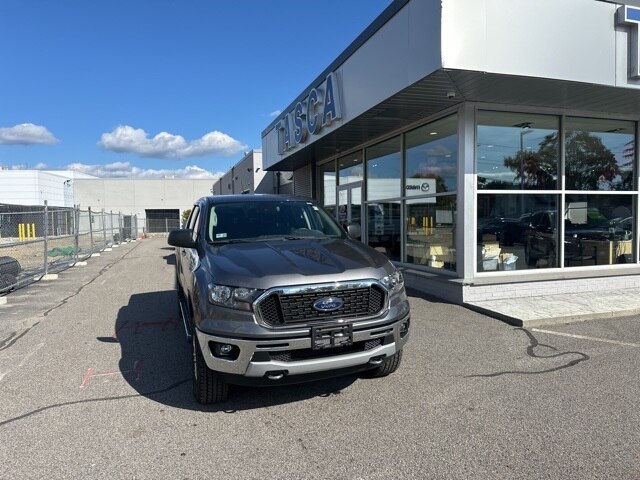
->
[369,355,386,365]
[265,370,288,380]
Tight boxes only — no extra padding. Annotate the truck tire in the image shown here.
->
[192,335,229,404]
[364,350,403,378]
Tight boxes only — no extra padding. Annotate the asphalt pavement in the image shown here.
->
[0,238,639,479]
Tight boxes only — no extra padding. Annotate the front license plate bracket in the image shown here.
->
[311,324,353,350]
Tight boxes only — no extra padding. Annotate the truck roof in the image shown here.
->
[200,194,313,206]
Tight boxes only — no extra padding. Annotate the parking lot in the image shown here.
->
[0,238,639,479]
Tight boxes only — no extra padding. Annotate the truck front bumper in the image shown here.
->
[194,314,410,380]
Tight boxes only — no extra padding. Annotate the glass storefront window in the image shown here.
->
[367,137,401,201]
[564,194,634,266]
[565,118,635,191]
[406,115,457,194]
[338,151,363,185]
[477,111,559,190]
[477,194,559,271]
[367,200,401,261]
[318,160,336,217]
[406,195,456,271]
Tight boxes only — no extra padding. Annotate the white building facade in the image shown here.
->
[261,0,640,303]
[211,150,293,196]
[0,170,215,234]
[74,177,216,232]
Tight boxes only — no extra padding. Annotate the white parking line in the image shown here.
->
[18,343,44,367]
[531,328,640,348]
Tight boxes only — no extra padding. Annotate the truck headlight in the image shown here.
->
[381,270,404,296]
[208,283,261,310]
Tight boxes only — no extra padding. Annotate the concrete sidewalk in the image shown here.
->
[465,287,640,327]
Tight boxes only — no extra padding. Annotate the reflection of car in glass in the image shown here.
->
[477,217,527,246]
[524,211,557,267]
[525,209,633,267]
[367,203,401,257]
[609,216,633,239]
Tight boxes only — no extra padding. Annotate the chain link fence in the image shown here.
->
[0,202,139,295]
[145,218,181,233]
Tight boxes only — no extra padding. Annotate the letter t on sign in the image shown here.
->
[618,5,640,79]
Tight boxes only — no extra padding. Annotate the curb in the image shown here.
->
[464,302,640,328]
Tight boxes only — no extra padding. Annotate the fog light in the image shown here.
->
[210,342,240,360]
[400,319,410,338]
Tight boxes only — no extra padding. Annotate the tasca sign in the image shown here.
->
[618,5,640,79]
[276,72,342,155]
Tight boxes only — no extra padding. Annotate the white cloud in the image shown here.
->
[99,125,247,159]
[0,123,59,145]
[66,161,224,179]
[34,162,48,170]
[268,110,282,118]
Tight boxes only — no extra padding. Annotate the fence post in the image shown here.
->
[165,218,168,233]
[74,206,79,262]
[88,206,94,252]
[102,208,107,247]
[43,200,49,275]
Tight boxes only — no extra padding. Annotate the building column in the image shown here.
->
[456,103,476,280]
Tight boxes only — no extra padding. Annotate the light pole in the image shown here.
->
[519,126,533,189]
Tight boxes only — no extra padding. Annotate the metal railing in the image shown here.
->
[0,202,139,294]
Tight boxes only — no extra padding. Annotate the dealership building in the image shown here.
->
[261,0,640,303]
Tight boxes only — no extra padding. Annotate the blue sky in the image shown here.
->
[0,0,391,178]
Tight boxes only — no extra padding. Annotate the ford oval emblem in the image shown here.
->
[313,297,344,312]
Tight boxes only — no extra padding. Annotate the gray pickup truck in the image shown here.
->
[169,195,410,404]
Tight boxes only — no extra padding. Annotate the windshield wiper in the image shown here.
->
[208,239,252,245]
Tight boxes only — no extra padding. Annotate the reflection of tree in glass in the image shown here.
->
[501,131,631,191]
[564,131,623,190]
[502,133,557,189]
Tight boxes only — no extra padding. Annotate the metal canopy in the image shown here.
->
[267,69,640,171]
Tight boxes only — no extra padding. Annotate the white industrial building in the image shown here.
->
[0,170,95,208]
[0,169,216,234]
[211,150,293,196]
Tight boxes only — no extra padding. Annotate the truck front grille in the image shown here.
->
[256,284,387,327]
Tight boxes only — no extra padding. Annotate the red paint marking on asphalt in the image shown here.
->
[79,360,142,388]
[80,368,94,388]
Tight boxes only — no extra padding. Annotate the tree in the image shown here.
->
[181,209,191,226]
[501,130,628,191]
[563,131,621,190]
[502,133,557,189]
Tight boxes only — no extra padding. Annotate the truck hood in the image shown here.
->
[201,238,392,289]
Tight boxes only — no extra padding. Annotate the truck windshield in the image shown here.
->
[206,200,345,243]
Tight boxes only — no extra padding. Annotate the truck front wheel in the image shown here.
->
[192,336,229,404]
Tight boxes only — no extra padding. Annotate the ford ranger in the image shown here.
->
[169,195,410,404]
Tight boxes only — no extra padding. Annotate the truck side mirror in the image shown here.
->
[168,229,196,248]
[346,222,361,240]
